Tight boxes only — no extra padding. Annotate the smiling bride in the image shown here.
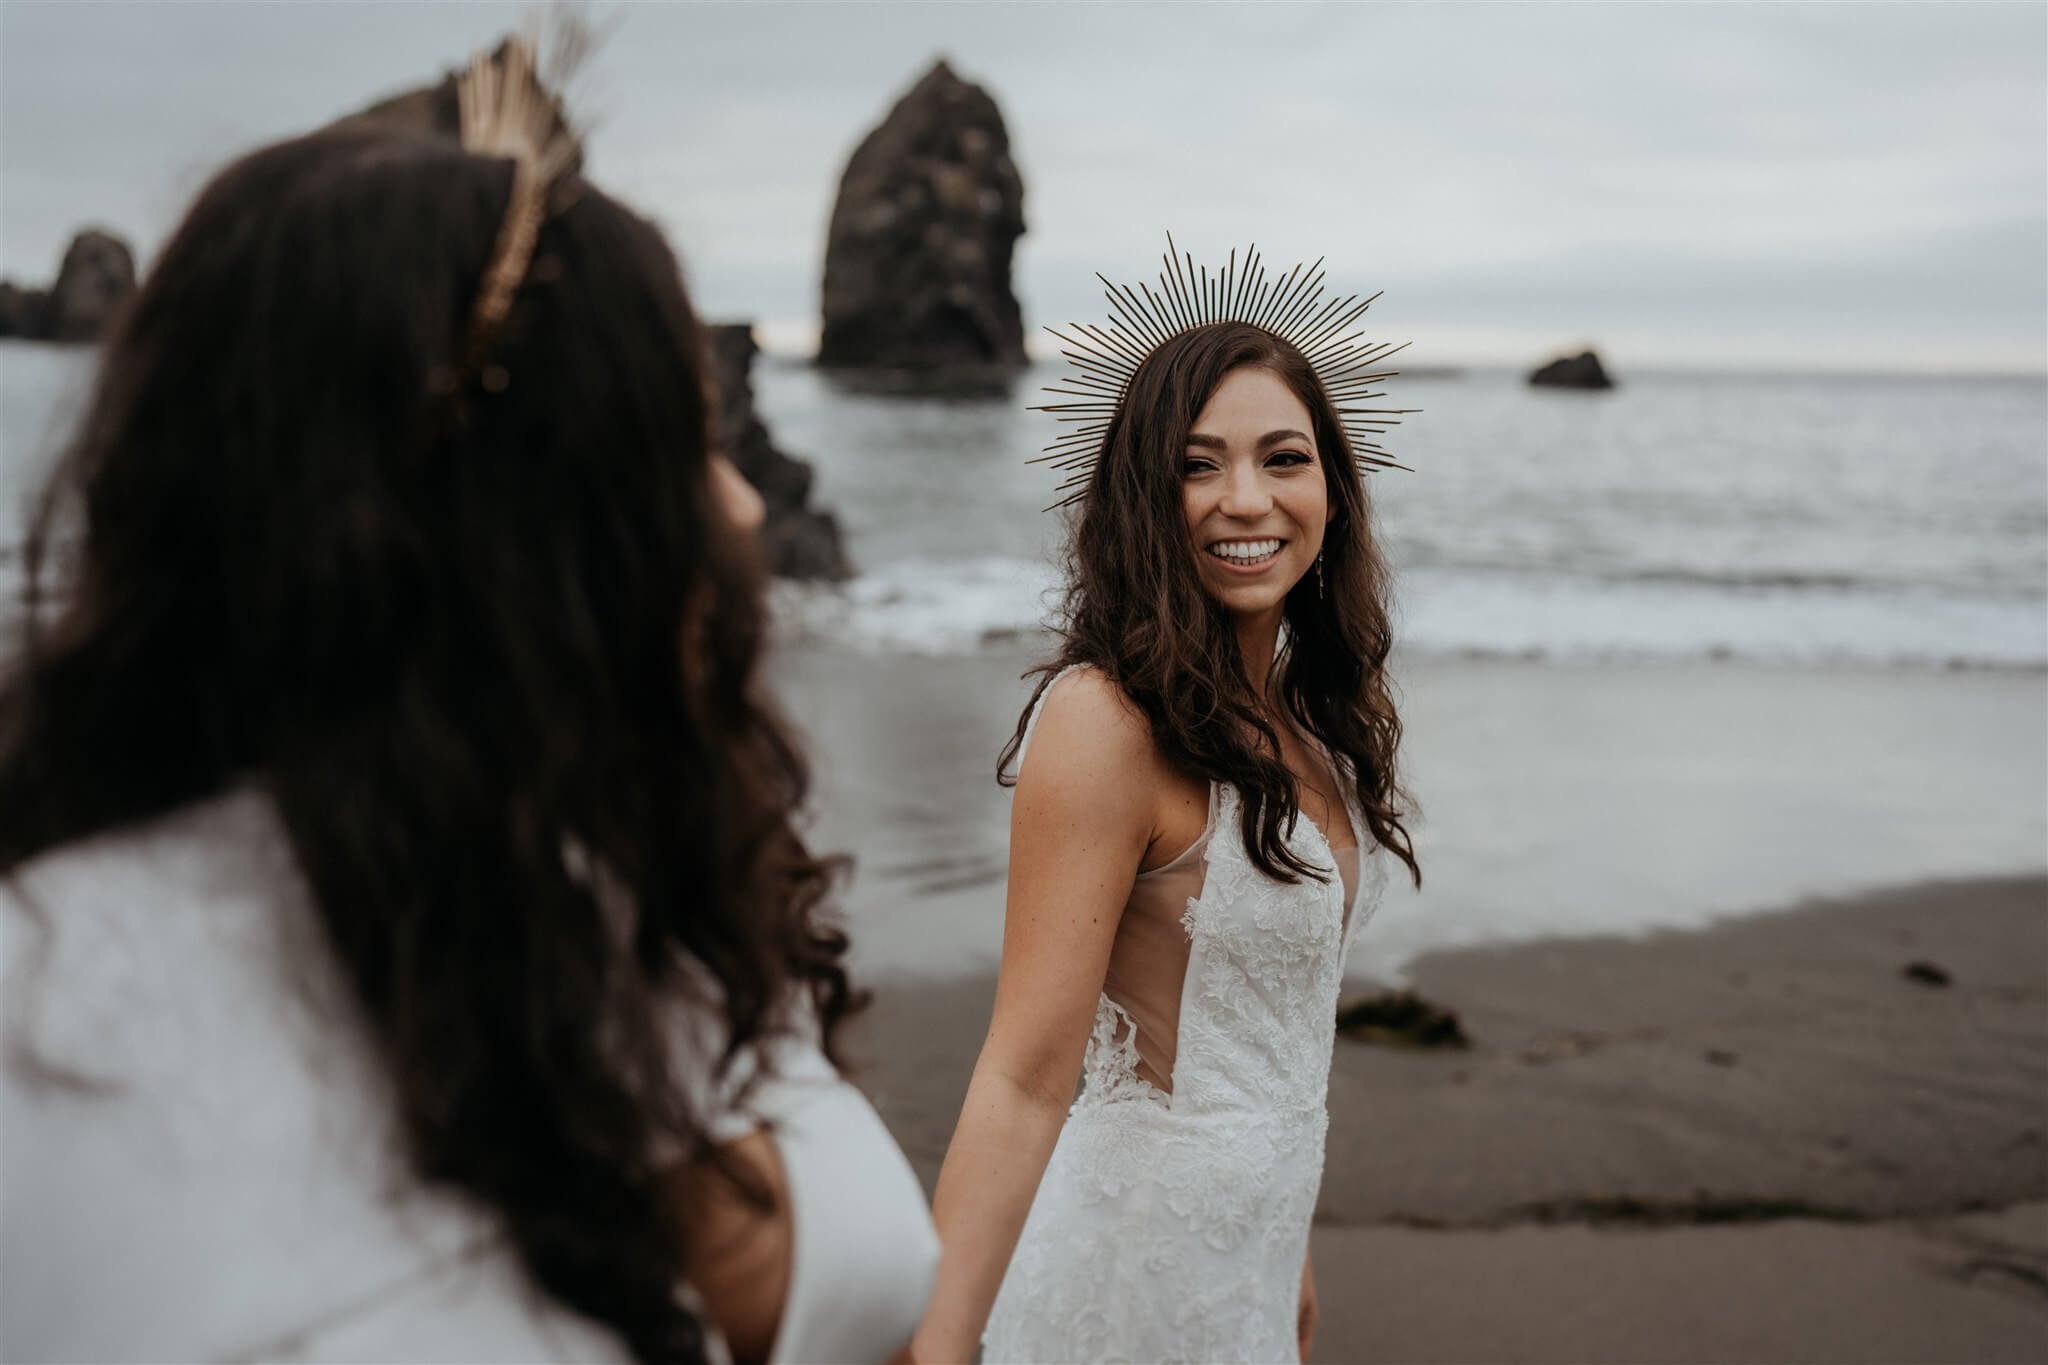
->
[910,244,1425,1364]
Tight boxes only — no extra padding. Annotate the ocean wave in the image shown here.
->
[772,557,1064,655]
[1385,543,2048,598]
[773,557,2048,669]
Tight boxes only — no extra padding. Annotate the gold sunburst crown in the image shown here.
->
[1031,234,1416,508]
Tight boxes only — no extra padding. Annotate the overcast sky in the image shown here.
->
[2,1,2042,372]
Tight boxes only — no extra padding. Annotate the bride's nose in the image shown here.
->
[1217,462,1274,520]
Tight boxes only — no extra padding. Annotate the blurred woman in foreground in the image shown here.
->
[0,41,934,1365]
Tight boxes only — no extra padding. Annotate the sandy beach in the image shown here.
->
[848,877,2048,1364]
[779,641,2048,1361]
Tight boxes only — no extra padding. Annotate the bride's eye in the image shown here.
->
[1182,456,1218,477]
[1267,450,1313,468]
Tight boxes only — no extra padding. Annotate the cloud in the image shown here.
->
[1,0,2040,371]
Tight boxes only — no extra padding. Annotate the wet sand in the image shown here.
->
[846,876,2048,1363]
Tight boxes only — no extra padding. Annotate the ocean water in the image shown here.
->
[6,339,2044,971]
[761,359,2048,669]
[6,340,2045,670]
[1,345,89,541]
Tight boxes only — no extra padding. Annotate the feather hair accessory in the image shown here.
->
[455,29,582,386]
[1032,233,1416,509]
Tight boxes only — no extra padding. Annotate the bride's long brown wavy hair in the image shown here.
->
[0,127,851,1363]
[1002,322,1421,888]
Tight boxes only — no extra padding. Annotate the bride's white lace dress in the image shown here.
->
[982,671,1388,1364]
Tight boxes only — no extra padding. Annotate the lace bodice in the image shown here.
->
[1077,775,1385,1120]
[985,667,1389,1363]
[1022,667,1386,1116]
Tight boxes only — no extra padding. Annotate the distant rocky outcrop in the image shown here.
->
[0,228,137,343]
[818,59,1026,377]
[1528,349,1615,389]
[707,325,851,581]
[0,284,48,338]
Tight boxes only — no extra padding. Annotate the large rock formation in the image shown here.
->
[707,326,851,581]
[818,60,1026,376]
[1528,349,1616,390]
[0,228,137,343]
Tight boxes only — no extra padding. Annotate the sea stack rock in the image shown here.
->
[0,228,137,343]
[707,325,851,581]
[1528,349,1616,390]
[44,230,137,342]
[818,59,1026,376]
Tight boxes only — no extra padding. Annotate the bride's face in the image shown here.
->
[1180,365,1332,620]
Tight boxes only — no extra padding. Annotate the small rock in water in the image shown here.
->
[1902,960,1953,987]
[1335,990,1470,1050]
[1527,349,1615,390]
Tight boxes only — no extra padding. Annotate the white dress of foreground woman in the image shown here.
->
[980,667,1389,1363]
[1,791,936,1363]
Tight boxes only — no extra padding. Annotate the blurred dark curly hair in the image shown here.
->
[0,125,853,1363]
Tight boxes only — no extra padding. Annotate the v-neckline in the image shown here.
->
[1288,783,1361,929]
[1290,731,1359,857]
[1295,734,1364,933]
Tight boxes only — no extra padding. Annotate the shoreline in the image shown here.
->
[776,644,2048,981]
[846,873,2048,1361]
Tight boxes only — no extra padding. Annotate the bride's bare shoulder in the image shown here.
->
[1025,666,1160,777]
[1032,671,1163,757]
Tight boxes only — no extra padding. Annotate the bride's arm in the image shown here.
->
[910,672,1159,1363]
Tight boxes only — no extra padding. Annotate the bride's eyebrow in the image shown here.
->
[1184,430,1313,450]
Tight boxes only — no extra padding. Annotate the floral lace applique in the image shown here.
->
[984,778,1386,1364]
[1077,995,1168,1110]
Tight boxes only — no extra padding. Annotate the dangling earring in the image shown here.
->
[1315,550,1326,599]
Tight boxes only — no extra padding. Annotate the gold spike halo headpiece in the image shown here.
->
[1031,233,1416,509]
[450,20,586,392]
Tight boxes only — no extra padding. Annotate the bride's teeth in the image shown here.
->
[1210,539,1280,562]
